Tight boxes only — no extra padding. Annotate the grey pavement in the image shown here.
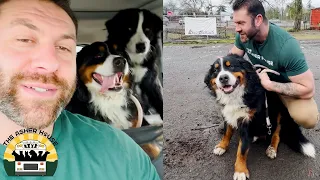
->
[163,41,320,180]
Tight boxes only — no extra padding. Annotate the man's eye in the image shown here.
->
[17,39,33,43]
[57,46,71,52]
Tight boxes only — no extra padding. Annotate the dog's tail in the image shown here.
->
[280,114,316,158]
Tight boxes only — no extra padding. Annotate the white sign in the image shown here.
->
[184,17,217,35]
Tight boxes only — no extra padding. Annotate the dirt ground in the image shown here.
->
[163,40,320,180]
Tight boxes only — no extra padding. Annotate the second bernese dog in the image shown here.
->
[104,8,163,122]
[204,54,316,180]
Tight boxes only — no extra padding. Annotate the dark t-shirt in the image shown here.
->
[235,22,309,83]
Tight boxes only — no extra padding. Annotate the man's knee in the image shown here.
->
[290,111,319,129]
[279,95,319,129]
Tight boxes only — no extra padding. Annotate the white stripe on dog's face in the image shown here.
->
[215,57,237,88]
[126,12,150,56]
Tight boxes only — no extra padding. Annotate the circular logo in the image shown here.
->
[3,133,58,176]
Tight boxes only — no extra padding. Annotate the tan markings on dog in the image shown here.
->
[123,74,131,89]
[235,139,249,176]
[78,64,101,84]
[141,143,160,160]
[131,118,140,128]
[113,44,118,50]
[248,109,256,119]
[216,124,234,149]
[215,63,219,68]
[270,113,281,150]
[99,46,105,52]
[210,78,217,90]
[232,72,245,85]
[225,61,231,67]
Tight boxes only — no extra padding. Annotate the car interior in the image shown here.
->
[70,0,163,179]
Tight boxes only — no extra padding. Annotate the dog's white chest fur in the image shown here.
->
[90,90,131,129]
[132,65,148,83]
[216,85,250,128]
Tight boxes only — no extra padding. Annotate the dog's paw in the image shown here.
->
[266,145,277,159]
[233,172,249,180]
[213,146,226,156]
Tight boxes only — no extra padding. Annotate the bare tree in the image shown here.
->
[179,0,207,15]
[307,0,312,10]
[293,0,303,31]
[164,0,179,14]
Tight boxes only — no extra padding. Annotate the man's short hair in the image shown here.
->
[0,0,78,34]
[232,0,267,22]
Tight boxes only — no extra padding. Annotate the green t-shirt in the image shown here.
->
[235,22,309,83]
[0,110,160,180]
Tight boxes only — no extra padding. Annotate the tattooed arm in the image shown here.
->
[266,69,315,99]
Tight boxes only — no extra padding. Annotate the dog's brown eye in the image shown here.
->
[226,61,231,67]
[128,27,132,31]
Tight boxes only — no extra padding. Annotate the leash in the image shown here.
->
[253,64,280,135]
[264,93,272,135]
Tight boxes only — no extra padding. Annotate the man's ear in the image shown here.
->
[255,14,263,27]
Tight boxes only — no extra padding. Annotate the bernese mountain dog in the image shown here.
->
[65,41,142,129]
[204,54,316,180]
[65,41,161,160]
[104,8,163,123]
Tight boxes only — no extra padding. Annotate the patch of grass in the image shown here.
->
[289,31,320,40]
[164,29,320,45]
[164,38,235,46]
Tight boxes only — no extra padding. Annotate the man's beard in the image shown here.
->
[240,24,259,43]
[246,26,259,40]
[0,71,76,129]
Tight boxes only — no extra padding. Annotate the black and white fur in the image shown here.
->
[66,42,140,129]
[204,54,316,179]
[104,8,163,123]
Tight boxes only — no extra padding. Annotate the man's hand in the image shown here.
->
[256,68,314,99]
[256,69,273,91]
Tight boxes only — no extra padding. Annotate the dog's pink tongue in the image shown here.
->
[100,74,118,92]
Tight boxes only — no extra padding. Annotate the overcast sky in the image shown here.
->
[164,0,320,10]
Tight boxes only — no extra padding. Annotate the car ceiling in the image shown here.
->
[70,0,163,44]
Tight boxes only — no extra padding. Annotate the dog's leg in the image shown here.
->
[266,113,281,159]
[234,139,250,180]
[140,71,163,119]
[141,143,161,160]
[213,124,234,156]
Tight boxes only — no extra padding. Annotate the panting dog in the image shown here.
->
[204,54,315,180]
[65,41,142,129]
[65,41,161,160]
[104,8,163,122]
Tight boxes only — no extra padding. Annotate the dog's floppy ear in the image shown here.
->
[204,65,214,89]
[229,54,255,73]
[150,12,163,34]
[104,19,114,36]
[204,63,218,97]
[74,77,91,102]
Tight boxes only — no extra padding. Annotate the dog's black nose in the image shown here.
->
[136,43,146,53]
[113,57,125,69]
[219,74,229,84]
